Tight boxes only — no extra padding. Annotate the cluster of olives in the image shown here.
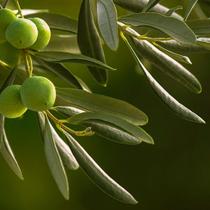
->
[0,8,51,67]
[0,76,56,118]
[0,8,55,118]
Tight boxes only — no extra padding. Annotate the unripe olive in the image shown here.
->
[0,85,27,118]
[0,9,17,42]
[0,41,20,68]
[20,76,56,111]
[6,18,38,49]
[30,18,51,51]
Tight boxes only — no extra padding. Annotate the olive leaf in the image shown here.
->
[157,39,209,54]
[78,0,108,85]
[113,0,182,19]
[62,130,138,204]
[142,0,161,12]
[55,106,148,145]
[131,37,201,93]
[43,34,80,54]
[33,56,90,90]
[68,111,154,144]
[25,12,78,33]
[120,13,196,44]
[34,51,116,72]
[21,9,49,16]
[39,113,69,200]
[96,0,119,50]
[56,87,148,126]
[0,116,24,180]
[0,68,23,180]
[154,43,192,64]
[38,112,79,171]
[122,34,205,124]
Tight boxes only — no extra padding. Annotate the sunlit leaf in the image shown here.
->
[55,106,146,145]
[0,116,24,180]
[120,13,196,44]
[157,39,209,54]
[154,43,192,64]
[142,0,161,12]
[68,111,154,144]
[41,113,69,200]
[62,130,138,204]
[38,113,79,171]
[131,38,201,93]
[113,0,182,19]
[25,12,77,33]
[56,88,148,126]
[43,34,80,54]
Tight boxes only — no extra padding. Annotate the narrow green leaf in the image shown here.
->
[142,0,161,12]
[154,43,192,64]
[33,56,89,90]
[0,68,17,92]
[97,0,119,50]
[63,130,138,204]
[120,13,196,44]
[85,120,145,145]
[56,88,148,126]
[0,116,24,180]
[184,0,198,20]
[122,34,205,124]
[78,0,108,85]
[25,12,77,33]
[43,34,80,54]
[55,106,144,145]
[157,39,209,54]
[21,9,49,16]
[131,38,201,93]
[42,115,69,200]
[38,113,79,171]
[35,51,116,71]
[68,112,154,144]
[113,0,182,19]
[0,69,23,180]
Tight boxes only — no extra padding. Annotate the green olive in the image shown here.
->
[30,18,51,51]
[0,85,27,118]
[0,9,17,42]
[0,41,20,68]
[6,18,38,49]
[20,76,56,111]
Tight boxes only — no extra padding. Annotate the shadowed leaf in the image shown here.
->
[97,0,119,50]
[63,130,138,204]
[78,0,108,85]
[122,34,205,124]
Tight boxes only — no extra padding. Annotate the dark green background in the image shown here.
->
[0,0,210,209]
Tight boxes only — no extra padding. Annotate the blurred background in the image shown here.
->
[0,0,210,209]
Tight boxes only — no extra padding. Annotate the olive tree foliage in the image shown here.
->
[0,0,209,204]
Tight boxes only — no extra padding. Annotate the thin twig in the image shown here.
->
[45,110,95,137]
